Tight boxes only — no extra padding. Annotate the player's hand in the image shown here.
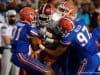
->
[40,27,46,35]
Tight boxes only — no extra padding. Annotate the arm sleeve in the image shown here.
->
[30,26,39,36]
[60,33,71,45]
[1,26,9,36]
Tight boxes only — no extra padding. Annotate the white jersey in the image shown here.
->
[1,25,15,37]
[1,24,20,75]
[0,23,7,47]
[0,14,6,23]
[1,24,15,46]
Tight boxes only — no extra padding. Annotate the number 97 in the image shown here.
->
[77,32,88,47]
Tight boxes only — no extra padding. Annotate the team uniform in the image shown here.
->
[38,3,68,75]
[0,23,6,55]
[60,18,100,75]
[1,10,20,75]
[11,20,50,74]
[92,27,100,41]
[1,24,20,75]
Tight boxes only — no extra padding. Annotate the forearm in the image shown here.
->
[3,36,11,45]
[45,45,67,57]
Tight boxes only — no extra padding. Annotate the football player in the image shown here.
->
[11,7,54,75]
[57,1,100,75]
[1,10,20,75]
[38,3,68,75]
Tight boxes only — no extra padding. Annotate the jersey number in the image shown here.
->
[77,26,91,47]
[12,26,22,40]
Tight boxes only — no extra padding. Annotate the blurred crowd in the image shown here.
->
[0,0,99,27]
[0,0,99,30]
[0,0,99,75]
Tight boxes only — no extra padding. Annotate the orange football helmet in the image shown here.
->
[19,7,36,24]
[58,1,77,20]
[58,18,75,33]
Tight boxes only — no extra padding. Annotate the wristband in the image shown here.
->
[39,44,45,50]
[46,38,54,43]
[46,31,53,38]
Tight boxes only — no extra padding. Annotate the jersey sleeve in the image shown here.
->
[30,26,39,36]
[1,25,9,36]
[60,33,71,45]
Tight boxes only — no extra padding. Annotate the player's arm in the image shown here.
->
[45,43,68,57]
[30,26,46,50]
[29,34,67,57]
[60,33,71,45]
[1,26,11,48]
[2,36,11,45]
[29,35,46,51]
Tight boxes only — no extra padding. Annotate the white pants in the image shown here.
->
[1,49,20,75]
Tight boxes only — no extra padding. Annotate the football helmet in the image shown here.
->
[39,3,58,26]
[58,1,77,20]
[19,7,36,24]
[58,18,75,33]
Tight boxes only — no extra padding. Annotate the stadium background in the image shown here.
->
[0,0,99,75]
